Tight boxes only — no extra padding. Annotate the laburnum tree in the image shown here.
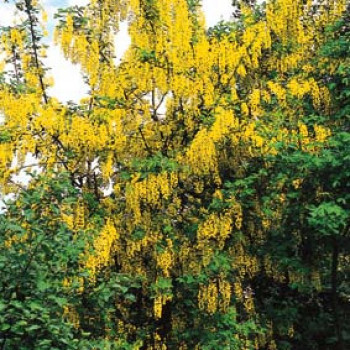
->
[0,0,349,349]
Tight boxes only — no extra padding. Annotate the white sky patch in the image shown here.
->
[0,2,20,27]
[45,44,89,103]
[11,153,42,186]
[103,179,114,197]
[114,21,131,64]
[0,193,15,213]
[0,153,41,212]
[202,0,233,28]
[45,4,60,35]
[68,0,89,6]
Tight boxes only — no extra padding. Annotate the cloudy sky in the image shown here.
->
[1,0,234,103]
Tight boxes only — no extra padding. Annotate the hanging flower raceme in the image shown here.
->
[84,219,119,282]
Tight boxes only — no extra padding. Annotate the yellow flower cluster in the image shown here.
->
[61,204,74,231]
[314,125,331,143]
[288,78,312,99]
[0,143,13,177]
[3,232,29,249]
[218,278,231,312]
[74,200,85,230]
[84,219,119,282]
[243,293,255,314]
[185,129,219,180]
[1,28,24,58]
[292,178,303,190]
[126,172,178,224]
[209,108,239,143]
[249,89,261,117]
[198,278,232,314]
[153,294,171,320]
[55,0,123,90]
[295,122,331,151]
[10,29,24,50]
[61,117,109,152]
[267,81,286,106]
[149,332,167,350]
[197,211,233,249]
[198,281,218,314]
[101,154,114,181]
[157,247,173,277]
[63,305,80,329]
[233,281,243,301]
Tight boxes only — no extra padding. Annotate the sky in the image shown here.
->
[0,0,234,103]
